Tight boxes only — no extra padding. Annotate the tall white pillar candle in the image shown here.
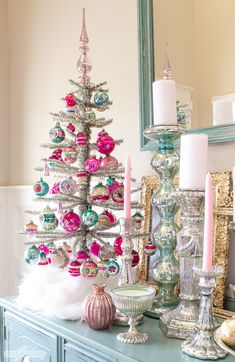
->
[152,79,177,125]
[232,166,235,221]
[179,134,208,190]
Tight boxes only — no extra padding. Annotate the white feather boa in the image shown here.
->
[16,266,119,320]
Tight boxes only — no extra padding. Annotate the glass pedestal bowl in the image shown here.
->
[110,285,155,344]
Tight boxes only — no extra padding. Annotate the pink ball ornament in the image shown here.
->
[97,210,117,229]
[68,260,81,277]
[38,244,50,255]
[76,250,89,263]
[49,182,60,196]
[62,147,78,164]
[131,250,140,267]
[100,155,118,171]
[52,149,63,161]
[66,123,76,133]
[91,183,110,203]
[90,241,101,257]
[96,131,115,155]
[114,236,123,256]
[76,132,87,147]
[80,260,98,278]
[106,177,119,194]
[60,210,81,232]
[85,155,100,173]
[64,93,77,113]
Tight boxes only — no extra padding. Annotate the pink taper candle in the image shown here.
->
[124,156,131,219]
[202,173,213,272]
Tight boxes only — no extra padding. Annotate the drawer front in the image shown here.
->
[4,312,57,362]
[64,341,114,362]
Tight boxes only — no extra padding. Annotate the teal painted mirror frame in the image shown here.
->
[137,0,235,151]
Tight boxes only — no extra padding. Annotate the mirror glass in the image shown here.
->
[153,0,235,129]
[138,0,235,149]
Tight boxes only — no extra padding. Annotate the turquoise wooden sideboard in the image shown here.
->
[0,297,234,362]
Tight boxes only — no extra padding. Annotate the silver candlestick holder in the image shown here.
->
[182,266,227,360]
[114,218,144,326]
[160,189,204,339]
[144,124,186,318]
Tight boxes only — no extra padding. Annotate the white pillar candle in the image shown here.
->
[179,134,208,190]
[213,99,234,126]
[232,166,235,221]
[152,79,177,125]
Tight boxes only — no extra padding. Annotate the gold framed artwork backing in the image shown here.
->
[137,171,233,316]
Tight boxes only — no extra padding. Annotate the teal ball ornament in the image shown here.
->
[33,178,49,196]
[94,91,109,106]
[24,245,40,265]
[82,208,98,226]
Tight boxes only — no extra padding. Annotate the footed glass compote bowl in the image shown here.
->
[110,285,155,344]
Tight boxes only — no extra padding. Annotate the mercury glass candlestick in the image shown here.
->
[111,285,155,344]
[144,124,186,318]
[160,189,204,339]
[118,218,136,286]
[182,266,227,360]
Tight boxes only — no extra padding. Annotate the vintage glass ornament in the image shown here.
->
[47,241,56,253]
[49,122,65,143]
[50,249,66,268]
[76,250,89,263]
[57,247,70,268]
[106,177,119,194]
[49,182,60,196]
[60,177,77,195]
[64,93,77,112]
[33,177,49,197]
[98,260,109,279]
[38,244,49,255]
[114,236,123,256]
[80,260,98,278]
[91,182,109,202]
[62,147,78,164]
[99,245,116,261]
[144,242,157,256]
[38,251,49,265]
[24,220,38,233]
[97,209,117,229]
[84,283,116,330]
[90,241,101,257]
[39,206,58,231]
[111,183,124,203]
[76,171,87,179]
[62,241,72,254]
[52,148,63,161]
[100,155,118,171]
[131,250,140,267]
[132,211,144,231]
[24,245,40,265]
[96,131,115,155]
[76,132,87,147]
[106,259,120,276]
[85,155,100,173]
[66,123,75,133]
[94,91,109,106]
[60,209,81,232]
[48,149,64,167]
[82,208,98,226]
[68,260,81,277]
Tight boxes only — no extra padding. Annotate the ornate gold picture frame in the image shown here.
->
[137,171,233,315]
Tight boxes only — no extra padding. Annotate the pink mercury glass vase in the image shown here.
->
[84,283,116,330]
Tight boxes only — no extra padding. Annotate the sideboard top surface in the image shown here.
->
[0,297,234,362]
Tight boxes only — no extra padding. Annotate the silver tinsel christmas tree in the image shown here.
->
[20,9,144,284]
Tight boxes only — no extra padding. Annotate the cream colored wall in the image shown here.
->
[7,0,152,185]
[194,0,235,127]
[0,0,9,185]
[5,0,235,186]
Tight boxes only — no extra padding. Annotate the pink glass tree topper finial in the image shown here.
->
[163,42,172,80]
[76,8,92,85]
